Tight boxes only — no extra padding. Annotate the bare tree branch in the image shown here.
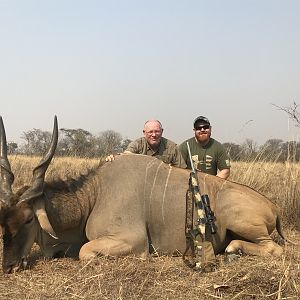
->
[271,101,300,127]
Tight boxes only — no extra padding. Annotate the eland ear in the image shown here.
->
[33,200,58,240]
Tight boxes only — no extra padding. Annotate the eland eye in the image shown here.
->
[24,216,34,225]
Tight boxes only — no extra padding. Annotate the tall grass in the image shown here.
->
[230,160,300,228]
[9,155,102,189]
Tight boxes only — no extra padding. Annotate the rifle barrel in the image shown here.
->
[186,142,196,173]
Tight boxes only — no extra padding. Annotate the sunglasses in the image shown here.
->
[195,124,210,131]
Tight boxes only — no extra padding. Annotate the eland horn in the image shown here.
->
[0,116,14,206]
[19,116,58,202]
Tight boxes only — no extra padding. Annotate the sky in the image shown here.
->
[1,0,300,146]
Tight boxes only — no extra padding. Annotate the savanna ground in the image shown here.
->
[0,156,299,300]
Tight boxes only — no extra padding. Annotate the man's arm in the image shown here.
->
[124,140,139,154]
[172,146,187,168]
[178,142,189,166]
[216,143,231,179]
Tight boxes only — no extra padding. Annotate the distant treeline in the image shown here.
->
[7,127,300,162]
[7,128,131,158]
[223,139,300,162]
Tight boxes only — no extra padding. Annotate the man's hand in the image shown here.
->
[105,152,131,162]
[105,154,115,162]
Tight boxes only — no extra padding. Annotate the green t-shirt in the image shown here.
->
[126,137,187,168]
[179,137,230,175]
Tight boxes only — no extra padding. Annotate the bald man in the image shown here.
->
[106,119,186,168]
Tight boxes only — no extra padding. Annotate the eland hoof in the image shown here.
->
[224,249,242,264]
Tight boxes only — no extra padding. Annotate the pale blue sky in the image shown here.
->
[1,0,299,146]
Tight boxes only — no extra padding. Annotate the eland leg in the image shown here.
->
[225,224,283,261]
[79,232,148,260]
[226,239,283,256]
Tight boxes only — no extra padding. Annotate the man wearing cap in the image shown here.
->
[179,116,230,179]
[106,119,187,168]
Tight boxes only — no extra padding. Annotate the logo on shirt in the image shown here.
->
[205,155,212,170]
[192,155,212,170]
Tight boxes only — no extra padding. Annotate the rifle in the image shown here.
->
[186,142,217,235]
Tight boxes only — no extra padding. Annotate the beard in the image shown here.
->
[196,132,210,144]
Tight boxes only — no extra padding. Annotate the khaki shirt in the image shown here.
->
[126,137,187,168]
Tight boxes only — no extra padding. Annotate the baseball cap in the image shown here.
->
[193,116,210,128]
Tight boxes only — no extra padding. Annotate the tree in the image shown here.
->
[59,128,94,157]
[272,101,300,127]
[17,126,126,157]
[7,142,18,155]
[240,139,258,161]
[121,138,132,151]
[222,142,243,161]
[259,139,285,161]
[282,140,300,162]
[270,102,300,162]
[20,129,52,155]
[95,130,123,156]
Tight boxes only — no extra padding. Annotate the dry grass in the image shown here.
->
[0,156,299,300]
[230,161,300,228]
[8,155,101,189]
[1,245,299,300]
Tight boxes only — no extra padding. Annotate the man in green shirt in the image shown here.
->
[179,116,230,179]
[106,119,187,168]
